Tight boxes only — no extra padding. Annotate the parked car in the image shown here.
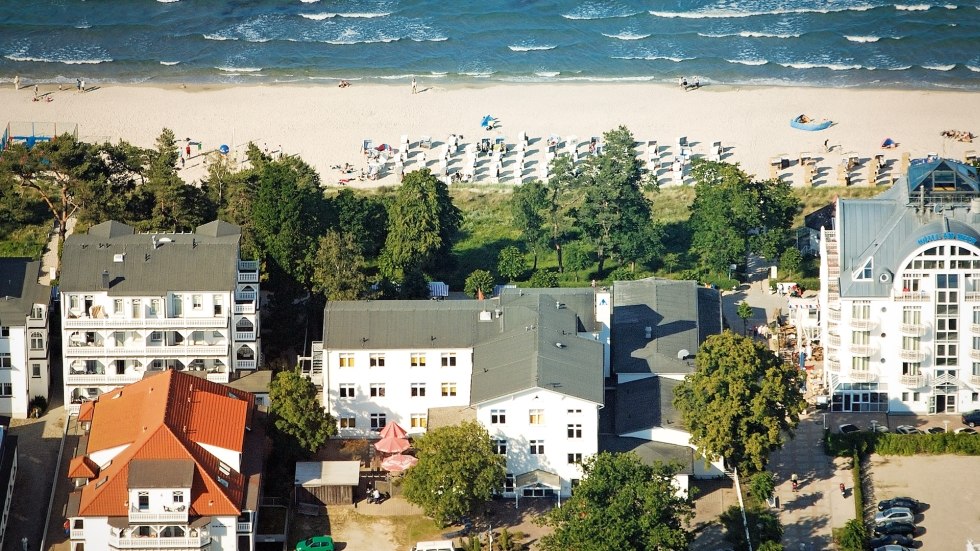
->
[925,426,946,434]
[873,546,912,551]
[895,425,922,435]
[962,409,980,427]
[296,536,335,551]
[868,424,889,433]
[877,497,923,513]
[955,427,977,434]
[875,506,915,524]
[839,423,860,434]
[874,521,916,537]
[868,533,915,548]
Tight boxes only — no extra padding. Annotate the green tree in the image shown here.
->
[496,246,527,281]
[380,169,461,278]
[674,331,806,474]
[662,251,681,273]
[151,179,215,232]
[736,301,753,336]
[312,231,368,300]
[510,180,549,270]
[402,421,505,526]
[749,471,776,503]
[464,269,495,299]
[544,154,578,272]
[719,505,783,551]
[399,266,431,299]
[332,188,388,257]
[537,452,693,551]
[268,367,337,454]
[528,269,559,288]
[562,241,592,281]
[836,519,867,551]
[779,247,803,277]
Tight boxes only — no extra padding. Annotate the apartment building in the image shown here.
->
[820,158,980,413]
[0,422,18,549]
[0,258,51,418]
[59,220,260,413]
[65,370,263,551]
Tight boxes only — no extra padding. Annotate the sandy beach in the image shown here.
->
[2,81,979,189]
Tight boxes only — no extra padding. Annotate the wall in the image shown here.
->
[199,443,241,473]
[0,327,29,418]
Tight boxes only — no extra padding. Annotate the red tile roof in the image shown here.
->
[67,456,100,479]
[77,401,95,422]
[75,370,255,517]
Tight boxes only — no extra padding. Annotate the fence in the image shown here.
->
[2,121,78,151]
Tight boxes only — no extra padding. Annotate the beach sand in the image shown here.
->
[2,82,978,189]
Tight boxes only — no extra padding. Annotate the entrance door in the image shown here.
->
[934,394,946,413]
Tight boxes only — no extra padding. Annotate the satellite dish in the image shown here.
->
[677,349,690,360]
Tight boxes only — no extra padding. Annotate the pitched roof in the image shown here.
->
[76,370,254,517]
[68,456,100,479]
[0,258,50,324]
[614,376,684,435]
[59,220,242,295]
[598,436,694,475]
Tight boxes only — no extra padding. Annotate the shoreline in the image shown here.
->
[2,82,978,191]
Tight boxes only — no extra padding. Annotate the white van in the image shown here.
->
[412,541,457,551]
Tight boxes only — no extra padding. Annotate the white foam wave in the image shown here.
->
[216,66,262,72]
[75,24,91,29]
[845,35,881,42]
[727,58,769,66]
[534,71,561,77]
[300,0,320,3]
[967,65,980,72]
[508,44,557,52]
[650,5,873,18]
[156,0,180,3]
[886,65,913,70]
[377,74,415,80]
[430,71,448,76]
[922,63,955,71]
[4,53,112,64]
[779,62,862,70]
[739,31,798,38]
[896,4,930,10]
[601,32,651,40]
[159,61,180,66]
[203,33,237,41]
[612,55,693,62]
[945,4,957,8]
[459,71,496,77]
[559,75,658,82]
[561,6,642,20]
[300,12,390,20]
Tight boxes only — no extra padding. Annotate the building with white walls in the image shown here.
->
[59,220,260,414]
[65,370,264,551]
[0,258,51,418]
[820,158,980,413]
[0,422,18,549]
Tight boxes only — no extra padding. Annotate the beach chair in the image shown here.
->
[400,134,410,148]
[900,152,910,173]
[769,158,779,180]
[647,140,659,165]
[965,150,977,164]
[362,139,374,155]
[837,165,849,186]
[803,164,815,187]
[419,136,432,149]
[676,136,688,150]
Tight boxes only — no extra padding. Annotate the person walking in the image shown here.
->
[76,78,81,92]
[411,76,417,95]
[14,75,20,90]
[34,84,38,98]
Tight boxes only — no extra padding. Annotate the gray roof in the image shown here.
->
[227,370,273,395]
[60,221,242,295]
[614,376,683,435]
[598,435,694,475]
[611,278,709,375]
[128,458,195,488]
[0,258,49,325]
[837,159,980,298]
[323,300,502,349]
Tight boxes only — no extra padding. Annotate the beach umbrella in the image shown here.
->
[219,144,230,155]
[374,436,411,454]
[480,115,495,128]
[382,454,418,473]
[378,422,408,439]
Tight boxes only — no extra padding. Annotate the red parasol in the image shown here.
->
[379,422,408,439]
[381,453,418,473]
[374,436,411,454]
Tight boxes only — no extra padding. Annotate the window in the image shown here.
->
[410,413,428,428]
[411,383,426,397]
[0,354,10,369]
[855,258,873,281]
[852,356,869,372]
[340,415,356,429]
[567,408,582,415]
[441,382,457,397]
[150,331,162,343]
[213,296,223,316]
[504,474,515,494]
[172,491,184,503]
[370,413,387,430]
[493,439,507,455]
[913,392,920,401]
[902,392,909,402]
[172,294,183,316]
[851,330,870,345]
[149,299,160,316]
[974,392,979,402]
[567,424,582,438]
[192,295,203,310]
[138,492,149,511]
[567,453,583,464]
[441,353,457,367]
[369,353,385,367]
[902,362,920,376]
[529,440,544,455]
[852,302,870,320]
[490,409,506,424]
[31,363,41,378]
[370,383,386,397]
[0,383,11,396]
[339,383,355,398]
[0,327,8,338]
[410,353,426,367]
[131,299,141,318]
[30,332,44,350]
[338,353,355,368]
[69,296,80,310]
[31,305,44,319]
[528,409,544,425]
[113,299,123,314]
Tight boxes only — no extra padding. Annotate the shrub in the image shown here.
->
[851,452,863,520]
[795,277,820,292]
[835,519,867,551]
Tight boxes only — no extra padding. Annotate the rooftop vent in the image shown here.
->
[555,342,566,349]
[100,270,110,290]
[556,301,565,309]
[479,311,493,322]
[113,253,125,263]
[677,349,690,360]
[644,326,652,339]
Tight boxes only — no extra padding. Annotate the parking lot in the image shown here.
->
[868,454,980,549]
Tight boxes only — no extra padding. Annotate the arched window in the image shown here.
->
[30,332,44,350]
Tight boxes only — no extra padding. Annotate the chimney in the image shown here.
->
[101,270,110,289]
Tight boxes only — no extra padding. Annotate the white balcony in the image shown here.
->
[66,372,143,385]
[234,303,255,314]
[108,535,209,549]
[128,510,188,523]
[972,324,980,335]
[849,343,876,357]
[848,370,877,382]
[27,316,46,328]
[206,371,230,383]
[971,375,980,387]
[67,403,80,415]
[239,260,259,271]
[970,349,980,361]
[70,528,84,540]
[236,291,256,302]
[900,349,926,362]
[966,291,980,302]
[828,309,841,321]
[64,316,227,329]
[235,331,256,341]
[900,323,927,336]
[236,522,252,533]
[850,318,877,330]
[67,344,229,358]
[893,291,930,302]
[900,374,925,388]
[826,358,840,373]
[827,334,841,348]
[236,359,257,370]
[238,272,259,283]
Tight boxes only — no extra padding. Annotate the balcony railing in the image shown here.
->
[970,349,980,361]
[828,309,841,321]
[826,358,840,373]
[972,324,980,335]
[893,291,930,302]
[848,370,877,382]
[127,510,188,523]
[108,535,209,549]
[64,316,227,329]
[206,371,230,383]
[67,403,80,415]
[238,272,259,283]
[900,323,927,336]
[900,349,926,362]
[849,343,876,357]
[70,528,84,540]
[236,291,256,302]
[850,318,877,329]
[27,316,46,328]
[236,359,257,370]
[236,522,252,533]
[66,372,143,385]
[235,331,256,341]
[971,375,980,387]
[234,303,255,315]
[966,292,980,302]
[827,334,841,348]
[66,344,229,358]
[239,260,259,271]
[900,374,925,388]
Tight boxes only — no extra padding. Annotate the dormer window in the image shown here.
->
[173,491,184,503]
[137,491,149,511]
[854,258,873,281]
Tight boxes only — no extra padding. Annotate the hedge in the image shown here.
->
[826,431,980,457]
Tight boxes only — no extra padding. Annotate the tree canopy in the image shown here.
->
[673,331,806,473]
[510,180,549,270]
[268,367,337,455]
[311,231,369,300]
[464,269,495,298]
[537,452,694,551]
[496,245,527,282]
[402,421,505,526]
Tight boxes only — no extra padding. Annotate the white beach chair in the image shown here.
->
[677,136,688,150]
[566,135,578,155]
[539,164,549,181]
[647,140,659,164]
[400,134,410,148]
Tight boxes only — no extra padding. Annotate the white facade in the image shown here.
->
[60,261,260,414]
[0,284,49,419]
[475,389,600,497]
[71,513,244,551]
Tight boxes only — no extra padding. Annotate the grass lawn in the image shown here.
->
[0,223,49,260]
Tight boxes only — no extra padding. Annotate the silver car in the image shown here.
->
[874,506,915,525]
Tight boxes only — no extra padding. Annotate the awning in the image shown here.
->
[515,469,560,489]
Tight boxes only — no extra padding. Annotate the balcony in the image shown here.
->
[66,372,143,385]
[108,535,209,549]
[67,344,229,358]
[849,343,876,357]
[27,316,46,328]
[236,291,256,302]
[900,349,926,362]
[234,303,255,315]
[966,292,980,302]
[900,374,925,388]
[70,528,84,540]
[235,331,256,341]
[64,316,227,329]
[893,291,930,302]
[67,403,80,415]
[900,323,927,336]
[848,370,877,383]
[827,334,841,348]
[970,349,980,361]
[239,260,259,271]
[826,358,841,373]
[971,375,980,387]
[236,359,257,370]
[236,521,252,533]
[850,318,877,330]
[238,272,259,283]
[206,371,229,383]
[828,309,841,321]
[128,510,188,523]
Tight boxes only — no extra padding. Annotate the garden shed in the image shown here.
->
[294,461,360,505]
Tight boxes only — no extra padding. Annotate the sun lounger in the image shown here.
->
[400,134,410,148]
[419,136,432,149]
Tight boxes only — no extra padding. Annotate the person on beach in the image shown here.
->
[14,75,20,90]
[75,78,81,92]
[34,84,38,98]
[411,76,417,94]
[824,139,830,152]
[80,80,85,92]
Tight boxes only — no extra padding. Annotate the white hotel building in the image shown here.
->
[820,158,980,414]
[0,258,51,419]
[59,221,260,413]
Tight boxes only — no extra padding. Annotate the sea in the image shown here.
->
[1,0,979,90]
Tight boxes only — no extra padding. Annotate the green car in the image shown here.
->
[296,536,335,551]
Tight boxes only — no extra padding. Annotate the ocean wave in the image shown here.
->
[75,24,91,29]
[650,5,873,18]
[895,4,930,10]
[156,0,180,3]
[612,55,693,63]
[601,32,651,41]
[377,74,415,80]
[300,0,320,2]
[739,31,799,38]
[534,71,561,77]
[727,58,769,66]
[508,44,557,52]
[922,63,955,71]
[300,12,391,20]
[967,65,980,72]
[159,61,180,66]
[779,62,863,70]
[203,33,237,41]
[215,66,262,72]
[430,71,448,76]
[558,75,658,82]
[459,71,496,77]
[4,53,112,64]
[945,4,957,8]
[561,3,642,20]
[845,35,881,42]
